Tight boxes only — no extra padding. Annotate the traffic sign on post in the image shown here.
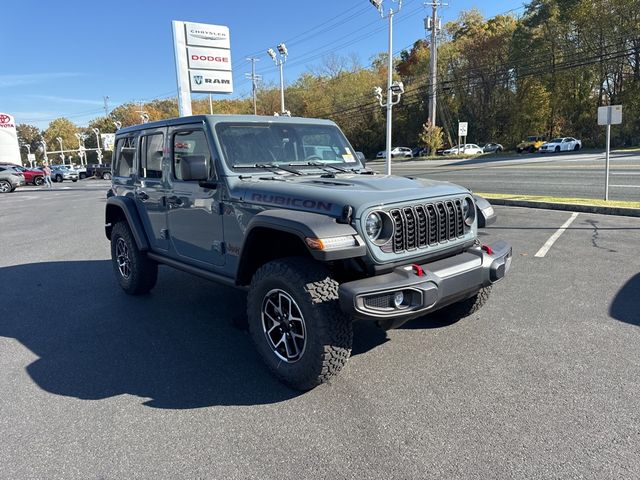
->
[598,105,623,201]
[458,122,468,136]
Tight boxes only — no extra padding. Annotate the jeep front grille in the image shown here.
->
[385,200,464,253]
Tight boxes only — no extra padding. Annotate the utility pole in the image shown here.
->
[245,57,261,115]
[425,1,446,127]
[103,96,110,116]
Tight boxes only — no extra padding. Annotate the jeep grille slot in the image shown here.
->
[386,200,464,254]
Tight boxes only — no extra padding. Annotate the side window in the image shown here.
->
[113,136,137,177]
[140,133,164,179]
[172,129,213,181]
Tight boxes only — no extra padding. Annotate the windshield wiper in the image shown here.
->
[290,161,355,175]
[232,163,303,176]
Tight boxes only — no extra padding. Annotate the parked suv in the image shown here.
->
[50,165,79,182]
[0,163,44,185]
[105,115,511,390]
[0,165,25,192]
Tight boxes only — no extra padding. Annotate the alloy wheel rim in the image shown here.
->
[261,288,307,363]
[115,237,131,279]
[0,182,9,193]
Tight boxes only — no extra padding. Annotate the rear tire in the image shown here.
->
[102,172,112,180]
[247,257,353,391]
[574,144,580,151]
[110,221,158,295]
[55,174,63,182]
[528,146,536,153]
[34,176,44,186]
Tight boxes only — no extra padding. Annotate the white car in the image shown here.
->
[376,147,413,159]
[442,144,484,155]
[538,137,582,153]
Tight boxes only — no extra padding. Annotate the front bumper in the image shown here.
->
[339,240,512,321]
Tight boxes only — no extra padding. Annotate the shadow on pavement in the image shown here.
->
[610,273,640,327]
[0,260,301,408]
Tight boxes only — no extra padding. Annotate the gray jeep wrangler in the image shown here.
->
[105,115,511,390]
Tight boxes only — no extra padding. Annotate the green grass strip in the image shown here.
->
[476,192,640,209]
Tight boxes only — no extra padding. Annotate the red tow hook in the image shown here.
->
[412,264,425,277]
[481,244,494,255]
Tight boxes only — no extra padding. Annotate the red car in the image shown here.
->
[0,164,44,185]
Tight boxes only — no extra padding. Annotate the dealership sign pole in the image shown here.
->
[597,105,622,201]
[172,21,233,117]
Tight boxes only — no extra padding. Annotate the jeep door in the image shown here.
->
[166,124,225,267]
[135,128,170,252]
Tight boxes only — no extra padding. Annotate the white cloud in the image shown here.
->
[0,73,82,88]
[25,95,103,106]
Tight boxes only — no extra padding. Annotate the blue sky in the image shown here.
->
[2,0,521,129]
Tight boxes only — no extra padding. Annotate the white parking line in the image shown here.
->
[535,212,579,258]
[609,185,640,188]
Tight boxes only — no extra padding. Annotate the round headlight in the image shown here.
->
[463,197,476,226]
[365,212,382,240]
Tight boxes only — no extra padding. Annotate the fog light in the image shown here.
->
[393,291,404,308]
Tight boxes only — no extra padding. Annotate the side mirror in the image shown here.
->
[356,151,366,166]
[473,194,496,228]
[179,155,208,181]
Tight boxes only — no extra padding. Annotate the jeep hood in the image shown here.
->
[228,174,470,218]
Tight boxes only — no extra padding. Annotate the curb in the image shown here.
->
[485,198,640,218]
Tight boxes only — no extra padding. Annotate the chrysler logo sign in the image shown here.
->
[189,30,227,41]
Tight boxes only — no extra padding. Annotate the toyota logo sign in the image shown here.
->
[0,114,10,124]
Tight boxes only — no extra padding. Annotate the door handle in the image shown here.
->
[136,191,149,201]
[166,195,183,206]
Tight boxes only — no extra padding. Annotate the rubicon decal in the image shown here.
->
[251,193,333,212]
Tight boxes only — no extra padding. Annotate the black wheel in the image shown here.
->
[34,176,44,186]
[516,148,522,154]
[439,286,492,320]
[72,179,78,182]
[0,180,11,193]
[247,257,353,390]
[555,146,560,153]
[528,146,536,153]
[110,222,158,295]
[55,174,63,182]
[574,144,580,151]
[9,187,17,193]
[79,173,86,179]
[497,147,503,153]
[102,172,112,180]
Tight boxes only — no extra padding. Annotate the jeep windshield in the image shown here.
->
[216,122,361,172]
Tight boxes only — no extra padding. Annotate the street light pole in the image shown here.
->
[267,44,288,115]
[41,140,48,164]
[56,137,65,165]
[75,133,87,166]
[92,128,103,163]
[370,0,404,176]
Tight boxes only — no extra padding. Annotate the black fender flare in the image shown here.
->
[105,196,150,251]
[242,209,366,262]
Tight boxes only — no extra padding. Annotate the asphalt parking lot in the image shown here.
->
[1,181,639,479]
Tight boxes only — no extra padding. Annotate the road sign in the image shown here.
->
[598,105,623,200]
[27,153,35,163]
[598,105,622,126]
[458,122,468,136]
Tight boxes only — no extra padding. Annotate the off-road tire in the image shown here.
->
[440,286,492,320]
[247,257,353,391]
[110,221,158,295]
[0,180,12,193]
